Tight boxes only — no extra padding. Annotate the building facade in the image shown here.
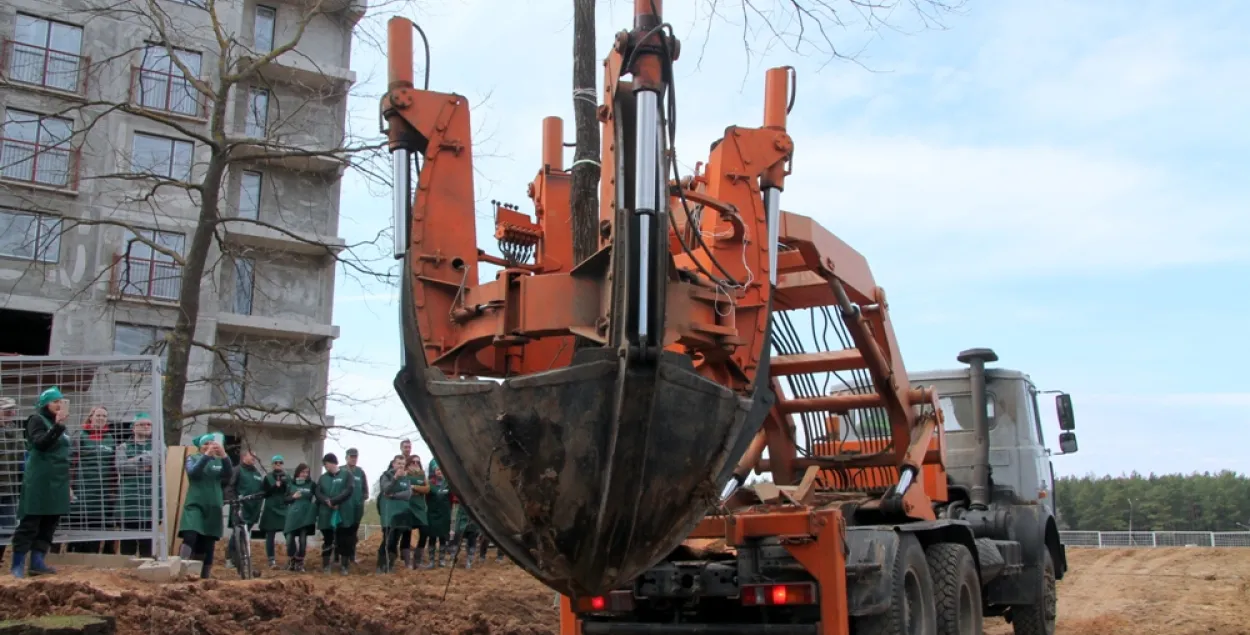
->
[0,0,362,469]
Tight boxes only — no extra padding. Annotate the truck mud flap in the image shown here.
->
[394,270,775,598]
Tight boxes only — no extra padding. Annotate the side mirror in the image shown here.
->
[1055,393,1075,430]
[1058,431,1078,454]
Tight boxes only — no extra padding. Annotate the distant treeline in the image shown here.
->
[1055,471,1250,532]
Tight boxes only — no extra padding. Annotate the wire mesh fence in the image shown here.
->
[1061,530,1250,548]
[0,355,165,556]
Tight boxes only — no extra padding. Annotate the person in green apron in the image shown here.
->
[11,386,72,578]
[314,452,356,575]
[281,463,316,572]
[375,454,414,573]
[422,458,451,569]
[405,454,430,569]
[68,406,115,555]
[343,448,367,566]
[452,494,482,569]
[114,412,156,558]
[177,432,234,579]
[258,455,289,569]
[225,451,265,571]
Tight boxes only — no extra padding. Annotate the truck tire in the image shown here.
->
[925,543,983,635]
[853,534,936,635]
[1010,550,1056,635]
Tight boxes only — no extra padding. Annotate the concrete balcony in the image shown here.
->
[216,311,340,341]
[241,49,356,92]
[206,407,336,429]
[218,217,345,256]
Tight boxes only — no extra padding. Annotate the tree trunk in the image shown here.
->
[161,137,227,445]
[570,0,600,265]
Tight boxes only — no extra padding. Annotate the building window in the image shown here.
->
[119,228,185,300]
[1,109,74,187]
[238,170,262,219]
[135,45,202,117]
[0,208,61,263]
[233,257,254,315]
[244,88,269,138]
[131,132,193,180]
[221,349,247,405]
[254,6,276,54]
[7,13,84,93]
[113,322,172,367]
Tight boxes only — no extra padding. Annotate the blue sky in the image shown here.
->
[319,0,1249,485]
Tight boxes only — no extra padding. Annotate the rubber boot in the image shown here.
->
[423,543,437,569]
[412,547,423,569]
[400,548,411,570]
[200,563,213,580]
[296,557,306,573]
[339,553,350,576]
[465,551,474,570]
[321,553,332,574]
[269,557,277,570]
[10,551,26,579]
[28,551,56,576]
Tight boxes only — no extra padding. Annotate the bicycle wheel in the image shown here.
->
[233,525,253,580]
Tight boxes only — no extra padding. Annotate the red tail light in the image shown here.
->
[741,582,817,606]
[573,591,635,613]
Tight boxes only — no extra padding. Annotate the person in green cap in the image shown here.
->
[115,412,156,558]
[281,462,316,572]
[404,454,431,569]
[11,386,72,578]
[422,458,452,568]
[375,454,414,573]
[224,450,265,571]
[343,448,367,565]
[258,454,289,569]
[314,452,356,574]
[177,432,233,579]
[67,405,114,555]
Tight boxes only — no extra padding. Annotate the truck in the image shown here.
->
[379,1,1081,633]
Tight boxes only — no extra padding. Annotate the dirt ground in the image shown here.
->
[1,543,1247,634]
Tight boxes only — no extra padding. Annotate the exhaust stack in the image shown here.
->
[957,347,998,510]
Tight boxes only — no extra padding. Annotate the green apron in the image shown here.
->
[117,439,156,523]
[381,474,416,530]
[408,471,429,527]
[425,479,451,540]
[71,433,114,524]
[454,503,480,535]
[179,454,227,538]
[229,464,266,526]
[259,472,289,532]
[17,411,71,518]
[283,478,317,535]
[316,469,356,531]
[347,465,367,526]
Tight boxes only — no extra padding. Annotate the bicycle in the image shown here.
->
[224,491,267,580]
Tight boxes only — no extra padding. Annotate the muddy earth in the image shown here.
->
[1,544,1247,634]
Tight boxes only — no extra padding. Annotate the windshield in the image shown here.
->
[937,393,996,432]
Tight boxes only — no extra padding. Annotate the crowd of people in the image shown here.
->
[1,388,160,578]
[1,387,505,579]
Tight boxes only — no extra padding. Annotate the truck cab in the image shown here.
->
[909,366,1079,520]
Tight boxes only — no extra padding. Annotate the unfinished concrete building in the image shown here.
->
[0,0,363,469]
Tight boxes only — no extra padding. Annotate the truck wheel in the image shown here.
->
[1010,550,1056,635]
[853,534,936,635]
[925,543,983,635]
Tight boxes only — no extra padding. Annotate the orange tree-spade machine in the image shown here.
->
[382,2,1070,634]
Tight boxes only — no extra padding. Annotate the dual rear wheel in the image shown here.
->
[852,535,983,635]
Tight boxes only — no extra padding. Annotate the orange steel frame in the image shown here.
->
[384,1,947,632]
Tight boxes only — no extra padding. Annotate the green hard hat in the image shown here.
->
[37,386,64,408]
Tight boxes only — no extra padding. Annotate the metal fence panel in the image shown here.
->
[1061,530,1250,548]
[0,355,165,556]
